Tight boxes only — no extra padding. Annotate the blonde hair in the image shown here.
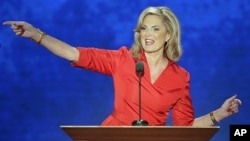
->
[130,6,182,62]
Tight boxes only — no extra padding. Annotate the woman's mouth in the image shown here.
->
[145,39,154,45]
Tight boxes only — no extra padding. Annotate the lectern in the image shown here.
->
[60,126,219,141]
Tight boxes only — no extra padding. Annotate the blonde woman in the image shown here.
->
[3,6,241,126]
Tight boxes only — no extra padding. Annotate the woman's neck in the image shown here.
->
[145,52,168,67]
[145,52,169,84]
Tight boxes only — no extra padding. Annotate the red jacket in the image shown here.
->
[72,46,194,126]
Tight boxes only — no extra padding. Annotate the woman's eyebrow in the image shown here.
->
[141,24,160,28]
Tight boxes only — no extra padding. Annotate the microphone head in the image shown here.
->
[136,61,144,74]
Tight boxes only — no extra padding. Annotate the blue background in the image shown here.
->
[0,0,249,141]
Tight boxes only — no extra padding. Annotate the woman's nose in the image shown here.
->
[145,30,151,36]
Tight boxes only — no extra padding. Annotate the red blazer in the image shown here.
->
[72,46,194,126]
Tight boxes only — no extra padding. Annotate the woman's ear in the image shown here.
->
[165,33,170,42]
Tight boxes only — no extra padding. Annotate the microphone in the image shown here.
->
[132,61,149,126]
[136,61,144,74]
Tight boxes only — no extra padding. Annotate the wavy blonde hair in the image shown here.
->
[130,6,182,62]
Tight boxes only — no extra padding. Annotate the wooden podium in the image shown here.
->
[60,126,219,141]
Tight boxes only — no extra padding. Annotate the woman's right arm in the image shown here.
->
[3,21,79,62]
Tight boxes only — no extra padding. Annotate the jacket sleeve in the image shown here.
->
[172,72,195,126]
[71,46,129,75]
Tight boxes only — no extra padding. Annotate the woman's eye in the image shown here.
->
[153,28,160,31]
[140,27,146,31]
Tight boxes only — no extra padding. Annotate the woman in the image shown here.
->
[3,6,242,126]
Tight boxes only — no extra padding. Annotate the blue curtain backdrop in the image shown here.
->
[0,0,249,141]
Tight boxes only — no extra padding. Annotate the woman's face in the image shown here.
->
[140,14,170,55]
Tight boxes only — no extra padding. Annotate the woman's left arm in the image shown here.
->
[193,95,242,126]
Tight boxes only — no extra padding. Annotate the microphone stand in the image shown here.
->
[132,66,149,126]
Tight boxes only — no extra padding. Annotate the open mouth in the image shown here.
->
[145,39,154,45]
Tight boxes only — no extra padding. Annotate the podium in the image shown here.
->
[60,125,219,141]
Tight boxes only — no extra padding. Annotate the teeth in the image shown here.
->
[145,39,154,45]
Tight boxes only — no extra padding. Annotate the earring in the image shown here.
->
[164,41,168,46]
